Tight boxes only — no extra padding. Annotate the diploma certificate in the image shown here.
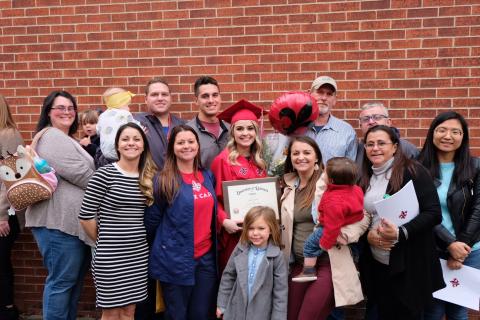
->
[222,177,280,221]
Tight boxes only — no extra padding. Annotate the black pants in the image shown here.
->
[0,215,20,306]
[370,259,422,320]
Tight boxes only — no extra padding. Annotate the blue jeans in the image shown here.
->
[31,227,90,320]
[303,227,325,258]
[424,248,480,320]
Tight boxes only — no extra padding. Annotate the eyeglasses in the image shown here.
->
[51,105,75,113]
[364,141,393,150]
[434,127,463,137]
[359,114,388,123]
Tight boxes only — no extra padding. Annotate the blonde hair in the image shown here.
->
[0,95,17,130]
[140,153,157,206]
[226,121,266,170]
[240,206,283,248]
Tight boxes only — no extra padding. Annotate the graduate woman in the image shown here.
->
[211,100,267,273]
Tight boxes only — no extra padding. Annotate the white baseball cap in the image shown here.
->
[310,76,337,92]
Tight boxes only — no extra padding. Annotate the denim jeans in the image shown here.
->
[303,227,325,258]
[31,227,90,320]
[424,248,480,320]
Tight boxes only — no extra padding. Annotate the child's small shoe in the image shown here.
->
[292,267,317,282]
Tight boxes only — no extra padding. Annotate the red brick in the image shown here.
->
[439,68,470,77]
[377,50,406,59]
[456,16,480,26]
[438,47,470,57]
[406,28,437,38]
[392,39,422,49]
[317,12,346,22]
[407,7,438,18]
[454,57,480,67]
[359,61,387,70]
[438,26,469,36]
[392,18,422,30]
[375,29,406,40]
[407,48,437,58]
[361,0,390,10]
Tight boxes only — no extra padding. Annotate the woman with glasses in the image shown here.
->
[358,125,444,320]
[419,112,480,320]
[26,91,96,320]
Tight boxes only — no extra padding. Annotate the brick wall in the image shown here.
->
[1,0,479,318]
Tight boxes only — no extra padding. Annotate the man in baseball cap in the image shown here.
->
[306,75,357,162]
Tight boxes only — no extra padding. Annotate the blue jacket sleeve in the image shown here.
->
[144,175,164,241]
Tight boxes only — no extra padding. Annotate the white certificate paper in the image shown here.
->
[373,180,419,226]
[222,177,279,221]
[433,259,480,310]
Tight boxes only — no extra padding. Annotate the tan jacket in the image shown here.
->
[280,172,370,307]
[0,128,25,226]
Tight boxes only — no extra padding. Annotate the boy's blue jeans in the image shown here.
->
[303,226,325,258]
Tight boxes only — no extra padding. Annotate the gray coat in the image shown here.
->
[217,241,288,320]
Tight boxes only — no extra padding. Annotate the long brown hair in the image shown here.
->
[239,206,283,249]
[359,125,416,194]
[284,136,323,209]
[114,123,157,206]
[157,125,202,204]
[0,95,18,130]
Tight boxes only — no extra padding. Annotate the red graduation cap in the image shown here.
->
[217,99,265,124]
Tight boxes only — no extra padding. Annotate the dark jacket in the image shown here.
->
[360,162,445,315]
[186,116,230,169]
[82,134,100,159]
[434,157,480,251]
[135,113,185,169]
[144,169,218,286]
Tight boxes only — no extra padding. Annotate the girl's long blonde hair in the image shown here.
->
[0,95,17,130]
[226,120,266,170]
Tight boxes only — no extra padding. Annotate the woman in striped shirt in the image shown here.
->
[79,123,156,319]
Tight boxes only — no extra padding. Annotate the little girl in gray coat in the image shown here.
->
[217,206,288,320]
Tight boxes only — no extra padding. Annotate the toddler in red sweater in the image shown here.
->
[293,157,364,282]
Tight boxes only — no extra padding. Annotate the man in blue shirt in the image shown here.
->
[306,76,358,163]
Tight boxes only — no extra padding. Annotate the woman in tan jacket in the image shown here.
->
[280,136,369,320]
[0,95,24,320]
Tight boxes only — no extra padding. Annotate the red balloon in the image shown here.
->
[268,91,319,135]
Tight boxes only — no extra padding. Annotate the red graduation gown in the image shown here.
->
[211,149,266,273]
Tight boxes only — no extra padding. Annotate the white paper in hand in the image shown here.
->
[373,180,419,226]
[433,259,480,310]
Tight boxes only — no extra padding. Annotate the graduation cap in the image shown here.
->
[217,99,265,124]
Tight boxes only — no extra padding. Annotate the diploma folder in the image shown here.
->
[373,180,419,226]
